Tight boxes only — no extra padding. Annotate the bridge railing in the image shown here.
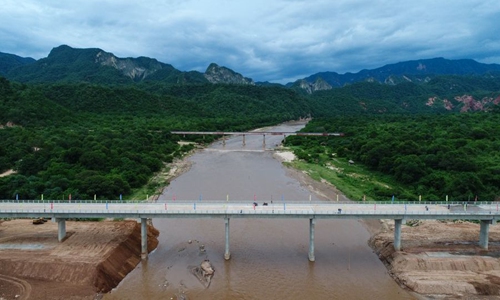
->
[0,199,494,206]
[1,209,499,216]
[0,199,148,204]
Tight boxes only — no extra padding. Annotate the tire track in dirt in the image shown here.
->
[0,274,32,300]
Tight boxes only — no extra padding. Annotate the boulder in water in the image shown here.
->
[190,259,215,288]
[200,259,214,276]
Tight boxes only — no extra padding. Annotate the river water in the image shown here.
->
[105,122,415,300]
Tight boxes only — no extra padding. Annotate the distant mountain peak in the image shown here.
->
[94,50,165,81]
[297,57,500,93]
[47,45,170,81]
[3,45,205,84]
[295,77,332,94]
[204,63,254,85]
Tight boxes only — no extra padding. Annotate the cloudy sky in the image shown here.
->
[1,0,499,83]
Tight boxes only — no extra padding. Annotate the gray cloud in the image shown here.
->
[1,0,499,83]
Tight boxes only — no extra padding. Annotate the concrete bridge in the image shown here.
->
[171,131,344,146]
[1,200,498,261]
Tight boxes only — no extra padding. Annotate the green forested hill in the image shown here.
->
[0,52,36,76]
[0,77,311,200]
[298,57,500,88]
[308,76,500,116]
[7,46,131,84]
[5,45,207,85]
[1,65,500,201]
[285,113,500,201]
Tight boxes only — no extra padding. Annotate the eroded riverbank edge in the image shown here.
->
[0,220,159,300]
[368,219,500,299]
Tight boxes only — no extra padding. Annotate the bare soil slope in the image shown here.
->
[0,219,158,300]
[370,220,500,298]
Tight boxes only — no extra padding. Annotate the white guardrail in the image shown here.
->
[1,201,499,218]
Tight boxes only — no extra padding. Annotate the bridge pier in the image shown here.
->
[308,218,315,262]
[480,220,492,250]
[262,134,265,146]
[141,218,148,259]
[56,218,66,242]
[394,219,402,251]
[224,218,231,260]
[242,134,246,146]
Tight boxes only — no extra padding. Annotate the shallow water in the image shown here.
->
[105,123,414,300]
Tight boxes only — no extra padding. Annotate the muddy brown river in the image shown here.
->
[104,122,415,300]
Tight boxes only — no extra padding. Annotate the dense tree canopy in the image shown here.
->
[284,113,500,201]
[1,73,499,202]
[0,77,311,199]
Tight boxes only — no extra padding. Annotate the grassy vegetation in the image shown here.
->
[126,165,171,201]
[285,147,420,202]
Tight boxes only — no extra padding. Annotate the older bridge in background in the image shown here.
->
[171,131,344,146]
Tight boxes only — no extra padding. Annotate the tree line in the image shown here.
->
[0,77,310,199]
[284,112,500,201]
[2,73,500,201]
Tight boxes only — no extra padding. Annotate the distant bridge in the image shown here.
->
[1,200,497,261]
[171,131,344,145]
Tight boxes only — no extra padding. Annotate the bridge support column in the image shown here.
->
[56,218,66,242]
[242,135,246,146]
[394,219,402,251]
[309,218,316,262]
[263,134,265,146]
[141,218,148,259]
[224,218,231,260]
[223,135,226,146]
[480,220,491,250]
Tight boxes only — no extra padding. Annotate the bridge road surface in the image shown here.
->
[1,201,499,220]
[1,200,499,260]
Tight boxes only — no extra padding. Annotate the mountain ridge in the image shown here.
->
[1,45,256,85]
[294,57,500,93]
[2,45,500,89]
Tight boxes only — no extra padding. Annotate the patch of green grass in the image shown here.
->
[287,157,415,202]
[127,184,158,201]
[127,166,171,201]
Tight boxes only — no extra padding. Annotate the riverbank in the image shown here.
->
[148,156,194,202]
[0,219,159,299]
[275,149,500,298]
[369,219,500,298]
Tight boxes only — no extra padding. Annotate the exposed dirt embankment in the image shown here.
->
[369,220,500,298]
[0,219,159,299]
[94,221,159,292]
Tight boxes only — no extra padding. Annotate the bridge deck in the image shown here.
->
[2,201,497,257]
[1,201,498,221]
